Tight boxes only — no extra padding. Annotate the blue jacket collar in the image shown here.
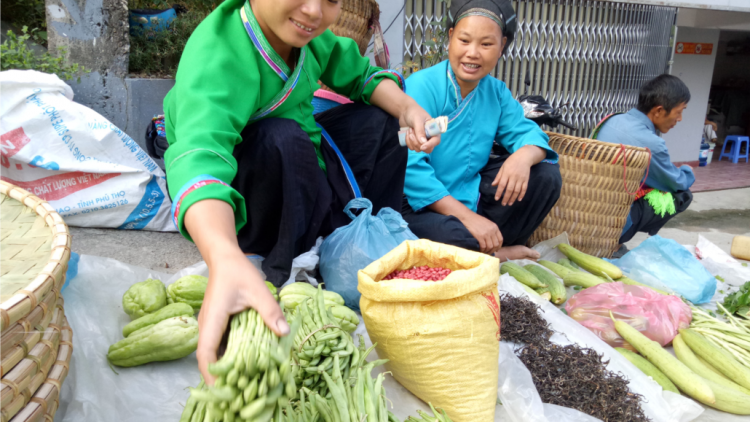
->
[626,108,658,135]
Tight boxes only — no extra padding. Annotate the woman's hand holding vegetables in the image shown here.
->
[492,145,546,206]
[197,253,287,385]
[184,200,289,386]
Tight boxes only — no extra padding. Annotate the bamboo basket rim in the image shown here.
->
[545,131,649,157]
[0,181,71,334]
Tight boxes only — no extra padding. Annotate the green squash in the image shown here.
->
[122,278,167,320]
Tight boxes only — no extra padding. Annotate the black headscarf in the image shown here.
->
[449,0,517,53]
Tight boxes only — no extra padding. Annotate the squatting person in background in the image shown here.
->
[593,74,694,253]
[401,0,562,261]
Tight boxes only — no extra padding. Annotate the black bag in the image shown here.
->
[145,115,169,160]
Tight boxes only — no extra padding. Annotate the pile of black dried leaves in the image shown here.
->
[500,293,650,422]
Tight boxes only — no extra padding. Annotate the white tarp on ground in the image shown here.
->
[57,235,747,422]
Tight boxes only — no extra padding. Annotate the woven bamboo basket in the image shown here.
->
[318,0,380,93]
[330,0,379,56]
[527,132,651,258]
[0,181,73,422]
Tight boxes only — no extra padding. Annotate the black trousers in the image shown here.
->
[618,190,693,244]
[231,103,405,286]
[401,154,562,251]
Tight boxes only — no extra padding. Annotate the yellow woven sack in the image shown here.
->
[358,239,500,422]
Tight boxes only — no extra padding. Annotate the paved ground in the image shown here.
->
[69,227,201,273]
[691,159,750,193]
[69,187,750,273]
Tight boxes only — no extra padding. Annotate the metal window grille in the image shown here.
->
[403,0,678,137]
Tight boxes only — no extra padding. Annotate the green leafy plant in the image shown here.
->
[1,27,87,81]
[721,281,750,318]
[128,10,208,76]
[0,0,47,46]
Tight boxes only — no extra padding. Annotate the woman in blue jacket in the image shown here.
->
[402,0,562,261]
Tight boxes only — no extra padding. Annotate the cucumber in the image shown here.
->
[673,333,750,396]
[612,314,715,404]
[557,243,623,279]
[703,378,750,415]
[615,347,679,394]
[538,260,571,279]
[534,286,552,301]
[557,258,580,272]
[500,262,546,289]
[562,272,606,289]
[519,283,541,297]
[679,328,750,390]
[697,355,728,379]
[524,265,566,305]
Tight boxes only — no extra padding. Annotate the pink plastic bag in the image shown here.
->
[565,282,692,350]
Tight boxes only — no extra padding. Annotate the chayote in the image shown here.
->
[265,281,278,300]
[107,316,199,367]
[167,275,208,312]
[122,302,194,337]
[328,304,359,333]
[122,278,167,320]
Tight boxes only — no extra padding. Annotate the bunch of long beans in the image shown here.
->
[404,404,453,422]
[180,286,456,422]
[180,308,301,422]
[281,341,453,422]
[286,287,360,397]
[690,304,750,368]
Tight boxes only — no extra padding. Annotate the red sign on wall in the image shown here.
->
[675,42,713,55]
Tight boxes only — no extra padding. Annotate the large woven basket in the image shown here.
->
[0,181,73,422]
[528,132,651,258]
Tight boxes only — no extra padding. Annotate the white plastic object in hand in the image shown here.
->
[398,116,449,147]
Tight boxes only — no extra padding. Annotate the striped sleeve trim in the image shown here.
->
[171,175,231,229]
[359,69,406,97]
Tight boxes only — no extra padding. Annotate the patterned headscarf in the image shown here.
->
[449,0,517,53]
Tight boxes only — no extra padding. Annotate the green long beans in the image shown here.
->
[691,304,750,368]
[286,287,358,395]
[179,286,454,422]
[180,308,301,422]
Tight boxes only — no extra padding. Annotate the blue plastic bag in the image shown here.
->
[607,235,716,304]
[320,198,418,310]
[62,251,80,292]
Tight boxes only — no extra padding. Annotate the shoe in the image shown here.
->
[611,244,629,259]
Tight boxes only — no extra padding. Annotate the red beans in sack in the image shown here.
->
[383,265,452,281]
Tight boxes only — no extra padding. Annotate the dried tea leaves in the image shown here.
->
[518,343,650,422]
[500,293,650,422]
[499,293,553,345]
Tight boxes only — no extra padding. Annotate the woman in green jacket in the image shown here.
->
[163,0,438,384]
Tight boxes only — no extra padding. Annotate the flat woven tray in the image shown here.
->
[0,181,70,331]
[0,181,72,422]
[528,132,650,257]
